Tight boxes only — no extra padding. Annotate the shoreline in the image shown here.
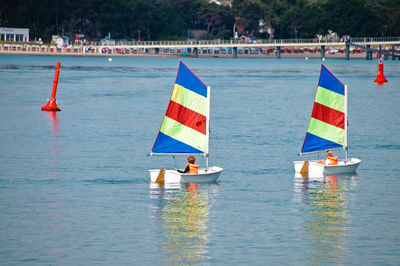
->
[0,50,370,59]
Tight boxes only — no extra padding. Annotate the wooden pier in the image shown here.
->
[1,37,399,60]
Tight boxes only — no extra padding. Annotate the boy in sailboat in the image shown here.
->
[175,156,199,174]
[319,150,338,165]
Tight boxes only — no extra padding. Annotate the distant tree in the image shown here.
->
[297,1,327,38]
[322,0,381,37]
[119,0,158,40]
[380,0,400,36]
[198,3,234,39]
[232,0,265,37]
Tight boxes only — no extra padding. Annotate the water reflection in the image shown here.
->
[294,173,359,264]
[149,182,219,264]
[45,111,60,178]
[44,111,62,258]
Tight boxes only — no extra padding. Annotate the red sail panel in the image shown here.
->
[311,102,345,129]
[165,100,206,134]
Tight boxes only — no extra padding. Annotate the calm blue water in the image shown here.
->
[0,54,399,265]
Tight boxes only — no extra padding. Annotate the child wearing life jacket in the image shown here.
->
[175,155,199,174]
[319,150,338,165]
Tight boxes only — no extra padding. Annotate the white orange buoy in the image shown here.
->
[374,52,388,84]
[42,62,61,111]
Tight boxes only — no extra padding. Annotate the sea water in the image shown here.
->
[0,54,399,265]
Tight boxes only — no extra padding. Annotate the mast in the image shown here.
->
[205,86,210,170]
[344,84,348,162]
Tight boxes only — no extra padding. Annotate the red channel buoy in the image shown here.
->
[374,53,388,84]
[42,61,61,111]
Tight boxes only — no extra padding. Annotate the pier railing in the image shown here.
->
[91,36,400,47]
[1,36,399,49]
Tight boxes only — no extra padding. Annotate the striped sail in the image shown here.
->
[301,64,346,154]
[151,61,208,155]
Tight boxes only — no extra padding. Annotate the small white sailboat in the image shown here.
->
[294,64,361,176]
[149,61,223,183]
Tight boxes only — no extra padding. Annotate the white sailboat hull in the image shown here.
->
[149,166,223,183]
[293,158,361,175]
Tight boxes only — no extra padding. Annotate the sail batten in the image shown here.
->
[311,103,345,129]
[315,86,345,112]
[165,100,206,134]
[151,61,208,155]
[171,84,207,116]
[307,118,345,145]
[301,65,346,154]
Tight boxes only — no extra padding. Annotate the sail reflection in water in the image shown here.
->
[294,174,359,264]
[149,183,219,264]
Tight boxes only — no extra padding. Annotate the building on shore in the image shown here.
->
[100,33,116,46]
[51,35,70,47]
[0,28,29,42]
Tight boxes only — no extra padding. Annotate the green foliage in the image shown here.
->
[380,0,400,36]
[321,0,381,37]
[0,0,398,42]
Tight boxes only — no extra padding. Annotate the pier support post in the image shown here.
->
[392,45,395,60]
[366,45,372,60]
[194,47,198,58]
[321,45,325,59]
[276,46,281,59]
[345,42,350,60]
[233,47,237,58]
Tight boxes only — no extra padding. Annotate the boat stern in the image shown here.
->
[322,158,361,175]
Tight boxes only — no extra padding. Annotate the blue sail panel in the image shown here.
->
[175,61,207,97]
[152,132,203,154]
[301,132,342,154]
[318,65,345,95]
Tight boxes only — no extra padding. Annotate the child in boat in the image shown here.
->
[319,150,338,165]
[175,155,199,174]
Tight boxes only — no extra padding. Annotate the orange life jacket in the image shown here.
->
[186,163,199,174]
[326,155,338,165]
